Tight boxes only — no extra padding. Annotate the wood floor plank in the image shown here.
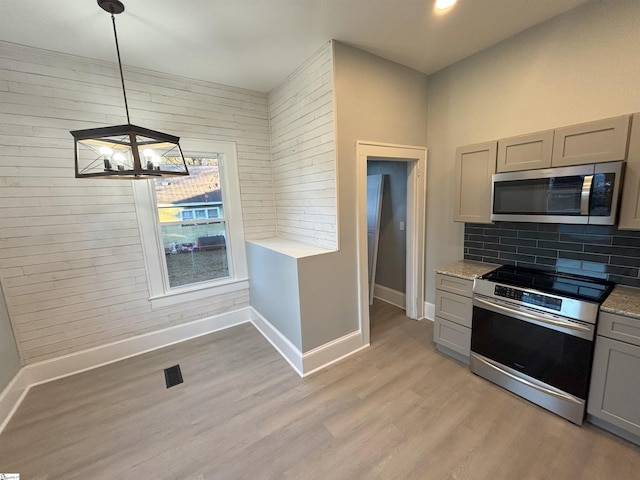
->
[1,301,639,479]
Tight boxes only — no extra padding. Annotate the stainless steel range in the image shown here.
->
[471,265,613,425]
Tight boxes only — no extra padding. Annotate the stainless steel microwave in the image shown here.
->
[491,161,624,225]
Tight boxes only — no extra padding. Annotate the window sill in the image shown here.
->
[149,277,249,310]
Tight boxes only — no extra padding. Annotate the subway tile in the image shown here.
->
[483,242,517,253]
[517,247,558,258]
[556,258,582,269]
[585,225,618,235]
[558,250,610,264]
[604,265,639,277]
[482,255,502,264]
[609,256,640,268]
[557,224,586,234]
[500,237,537,247]
[494,228,519,238]
[468,248,487,257]
[612,236,640,247]
[518,230,559,241]
[538,240,584,252]
[464,222,640,282]
[559,233,612,245]
[515,262,554,272]
[469,234,499,243]
[536,256,558,266]
[608,275,640,288]
[498,222,539,231]
[499,252,536,263]
[465,227,485,236]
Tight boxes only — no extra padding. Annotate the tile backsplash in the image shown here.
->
[464,222,640,288]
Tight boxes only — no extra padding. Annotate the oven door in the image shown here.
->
[471,296,595,400]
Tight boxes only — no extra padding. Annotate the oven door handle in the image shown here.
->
[473,296,594,340]
[472,353,583,406]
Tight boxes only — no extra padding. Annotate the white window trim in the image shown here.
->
[132,139,248,309]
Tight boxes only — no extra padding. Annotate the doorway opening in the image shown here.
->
[356,142,427,346]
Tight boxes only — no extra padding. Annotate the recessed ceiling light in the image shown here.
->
[435,0,457,10]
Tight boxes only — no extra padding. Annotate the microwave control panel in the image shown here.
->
[494,285,562,311]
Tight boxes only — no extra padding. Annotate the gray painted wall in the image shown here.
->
[0,281,21,392]
[246,242,302,349]
[333,40,429,336]
[425,0,640,305]
[367,161,408,293]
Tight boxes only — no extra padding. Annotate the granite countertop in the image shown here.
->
[435,260,500,281]
[601,285,640,320]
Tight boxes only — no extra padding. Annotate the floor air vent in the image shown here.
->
[164,365,183,388]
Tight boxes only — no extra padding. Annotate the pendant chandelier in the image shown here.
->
[70,0,189,179]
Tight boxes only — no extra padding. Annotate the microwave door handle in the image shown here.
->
[581,175,594,215]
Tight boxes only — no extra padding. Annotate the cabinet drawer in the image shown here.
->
[435,289,472,328]
[598,311,640,346]
[435,273,473,297]
[434,316,471,357]
[497,130,554,172]
[552,115,630,167]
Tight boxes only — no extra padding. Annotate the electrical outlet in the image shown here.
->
[399,221,405,231]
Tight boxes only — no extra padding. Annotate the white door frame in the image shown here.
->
[356,141,427,345]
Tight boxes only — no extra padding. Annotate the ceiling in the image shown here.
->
[0,0,591,93]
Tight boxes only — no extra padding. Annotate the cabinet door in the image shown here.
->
[454,141,496,223]
[496,130,553,172]
[619,113,640,230]
[434,316,471,358]
[552,115,631,167]
[588,336,640,437]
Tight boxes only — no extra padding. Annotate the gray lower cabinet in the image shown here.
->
[588,311,640,444]
[434,273,473,364]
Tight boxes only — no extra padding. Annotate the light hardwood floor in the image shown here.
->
[1,300,639,479]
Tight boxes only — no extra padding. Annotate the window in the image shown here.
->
[156,156,229,288]
[133,139,247,308]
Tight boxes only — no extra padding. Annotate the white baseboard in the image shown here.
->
[424,301,435,322]
[302,331,368,376]
[373,284,406,309]
[0,305,369,434]
[0,307,252,434]
[0,368,30,435]
[249,309,304,376]
[249,308,367,377]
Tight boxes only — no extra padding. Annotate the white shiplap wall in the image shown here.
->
[0,41,275,364]
[268,42,337,250]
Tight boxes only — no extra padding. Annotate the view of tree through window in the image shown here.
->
[154,157,229,288]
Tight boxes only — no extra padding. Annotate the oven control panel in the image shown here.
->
[494,285,562,311]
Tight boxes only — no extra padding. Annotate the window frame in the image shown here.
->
[133,139,248,309]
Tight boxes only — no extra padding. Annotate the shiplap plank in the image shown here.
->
[268,43,336,249]
[0,39,274,363]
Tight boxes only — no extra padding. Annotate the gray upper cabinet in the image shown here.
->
[453,141,497,224]
[552,115,631,167]
[496,130,554,172]
[618,113,640,230]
